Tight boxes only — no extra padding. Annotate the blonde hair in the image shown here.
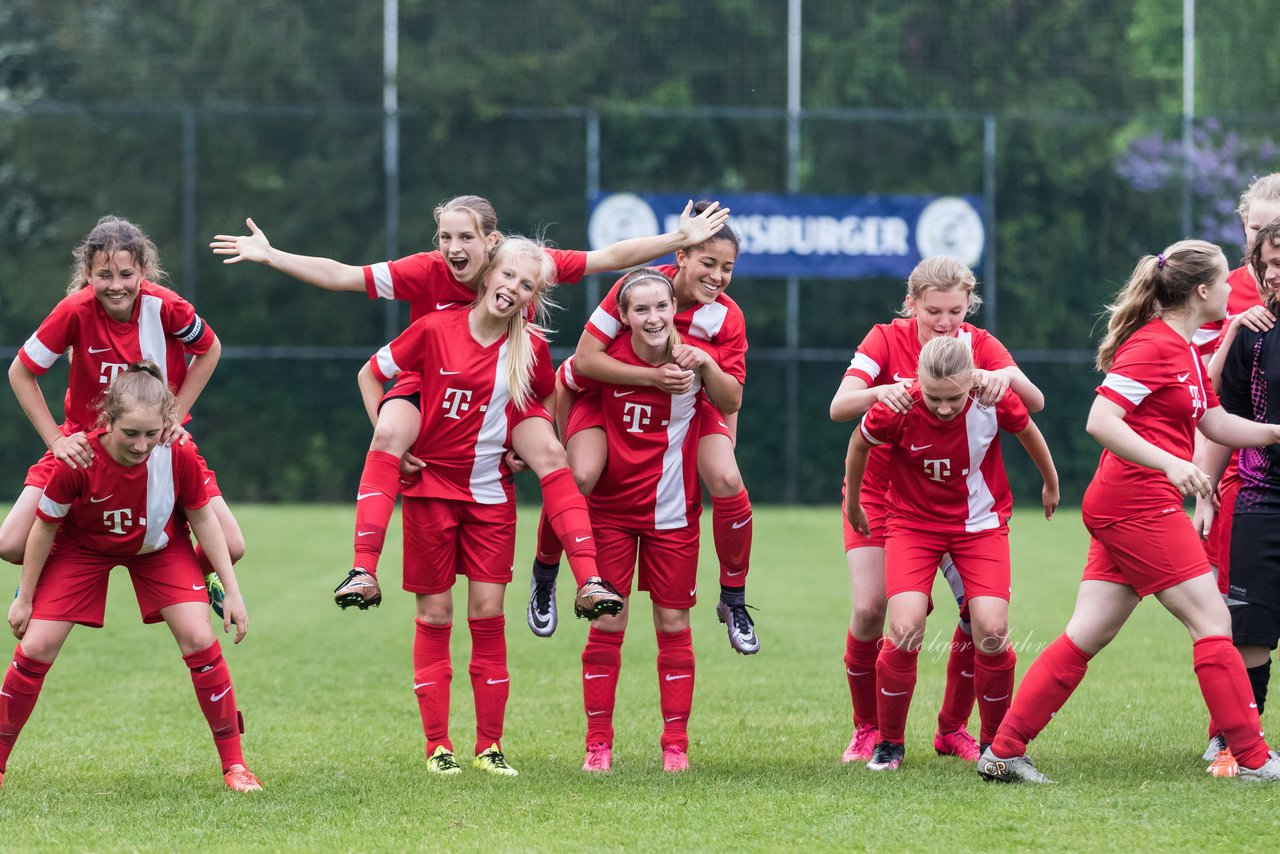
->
[1237,174,1280,224]
[918,335,974,385]
[69,216,166,295]
[480,237,558,410]
[900,256,982,318]
[617,267,681,362]
[1096,239,1225,372]
[96,360,177,429]
[1248,217,1280,312]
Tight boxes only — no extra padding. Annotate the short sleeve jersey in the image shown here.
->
[859,387,1029,533]
[19,283,215,434]
[560,343,703,531]
[1219,325,1280,514]
[1195,266,1262,357]
[584,264,748,384]
[369,310,554,504]
[364,249,588,324]
[35,431,210,556]
[843,318,1017,507]
[1084,319,1219,524]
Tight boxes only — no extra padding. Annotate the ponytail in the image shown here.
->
[96,360,177,428]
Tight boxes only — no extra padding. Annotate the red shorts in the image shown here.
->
[25,442,222,499]
[884,523,1011,602]
[1208,476,1241,594]
[380,371,423,407]
[697,395,733,440]
[1083,509,1211,598]
[30,537,207,627]
[842,482,887,550]
[401,497,515,594]
[593,521,700,610]
[511,399,552,429]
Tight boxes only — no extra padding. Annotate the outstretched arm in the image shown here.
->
[211,218,365,292]
[1014,419,1060,519]
[582,201,731,275]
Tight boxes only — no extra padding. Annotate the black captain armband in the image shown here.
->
[176,316,206,345]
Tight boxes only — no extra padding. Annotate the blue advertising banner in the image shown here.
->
[587,192,984,279]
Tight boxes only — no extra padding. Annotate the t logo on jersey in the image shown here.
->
[923,458,952,482]
[103,508,133,534]
[1188,382,1204,419]
[99,362,129,385]
[622,401,653,433]
[441,388,473,420]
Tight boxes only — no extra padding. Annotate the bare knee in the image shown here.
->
[850,599,887,638]
[416,597,453,625]
[702,467,744,497]
[370,418,416,454]
[653,606,690,634]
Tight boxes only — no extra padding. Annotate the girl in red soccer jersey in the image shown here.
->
[1,217,241,616]
[845,335,1059,771]
[980,240,1280,784]
[829,256,1046,765]
[357,236,603,776]
[1,362,260,792]
[557,268,720,773]
[211,198,727,613]
[528,206,757,656]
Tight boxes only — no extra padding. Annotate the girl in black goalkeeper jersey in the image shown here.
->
[1210,216,1280,771]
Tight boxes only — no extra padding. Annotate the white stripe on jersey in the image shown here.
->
[858,418,885,446]
[370,263,395,300]
[561,355,579,392]
[654,378,701,530]
[1101,374,1153,408]
[956,328,974,349]
[374,344,401,381]
[22,332,60,370]
[37,494,70,520]
[1193,327,1220,348]
[963,402,1000,533]
[849,352,882,381]
[688,301,728,342]
[138,295,168,383]
[590,306,621,340]
[468,340,513,505]
[141,444,175,553]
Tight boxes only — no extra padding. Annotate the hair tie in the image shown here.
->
[1157,253,1166,269]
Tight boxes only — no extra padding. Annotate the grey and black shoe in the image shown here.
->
[1202,734,1227,763]
[527,571,557,637]
[866,741,905,771]
[715,600,760,655]
[1238,751,1280,782]
[978,746,1052,784]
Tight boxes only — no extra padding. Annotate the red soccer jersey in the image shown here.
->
[18,283,215,434]
[560,344,703,531]
[34,431,210,556]
[364,249,588,324]
[1084,318,1220,525]
[858,387,1028,533]
[369,310,554,504]
[843,318,1017,507]
[1195,266,1262,356]
[584,264,748,384]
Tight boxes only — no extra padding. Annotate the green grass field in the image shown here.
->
[0,505,1277,852]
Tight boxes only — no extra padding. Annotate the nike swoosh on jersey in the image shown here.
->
[89,495,113,503]
[439,368,462,375]
[910,444,932,452]
[613,390,636,397]
[893,372,912,382]
[88,346,112,354]
[436,302,459,311]
[1176,373,1190,382]
[192,583,206,590]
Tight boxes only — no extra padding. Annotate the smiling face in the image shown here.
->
[88,249,143,321]
[102,403,165,465]
[909,287,970,344]
[674,238,736,307]
[918,369,973,421]
[437,209,500,285]
[479,253,542,321]
[620,279,677,360]
[1257,238,1280,306]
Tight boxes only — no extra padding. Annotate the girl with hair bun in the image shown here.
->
[2,361,260,792]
